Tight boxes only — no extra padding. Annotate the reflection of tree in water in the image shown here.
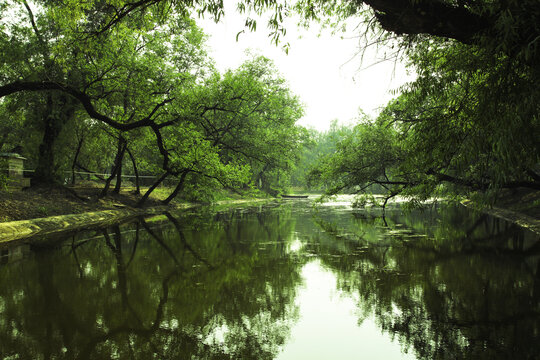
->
[0,206,304,359]
[313,205,540,360]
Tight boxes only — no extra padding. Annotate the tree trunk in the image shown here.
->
[34,128,57,184]
[33,94,75,185]
[363,0,490,45]
[113,137,127,194]
[162,170,190,205]
[126,147,140,194]
[136,171,169,207]
[100,137,126,197]
[71,136,84,185]
[33,96,60,184]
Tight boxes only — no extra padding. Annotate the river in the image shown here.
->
[0,196,538,359]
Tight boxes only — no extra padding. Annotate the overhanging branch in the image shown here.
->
[359,0,491,44]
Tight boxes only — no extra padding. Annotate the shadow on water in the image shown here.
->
[0,201,538,359]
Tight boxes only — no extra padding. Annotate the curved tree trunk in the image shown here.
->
[162,170,190,205]
[136,171,169,207]
[100,137,127,197]
[126,147,140,194]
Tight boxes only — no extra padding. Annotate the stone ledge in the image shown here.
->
[0,206,173,244]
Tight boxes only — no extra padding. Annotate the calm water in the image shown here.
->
[0,198,539,359]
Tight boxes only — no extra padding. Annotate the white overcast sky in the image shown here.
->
[196,4,414,132]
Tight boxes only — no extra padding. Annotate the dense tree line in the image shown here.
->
[1,0,538,205]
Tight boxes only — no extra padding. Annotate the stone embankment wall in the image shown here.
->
[461,200,540,235]
[0,207,172,243]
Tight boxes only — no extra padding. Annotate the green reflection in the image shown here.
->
[0,206,305,359]
[311,204,540,360]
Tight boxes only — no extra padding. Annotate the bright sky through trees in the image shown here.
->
[197,5,414,131]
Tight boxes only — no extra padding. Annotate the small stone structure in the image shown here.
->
[0,153,31,190]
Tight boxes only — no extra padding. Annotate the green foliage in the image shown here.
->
[0,1,307,200]
[310,30,540,206]
[309,116,405,199]
[184,55,305,194]
[292,120,353,190]
[395,38,540,200]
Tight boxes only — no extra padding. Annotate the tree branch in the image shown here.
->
[360,0,492,44]
[0,81,153,131]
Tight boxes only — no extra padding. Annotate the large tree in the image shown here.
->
[134,55,305,203]
[0,0,209,185]
[309,8,540,205]
[190,56,305,194]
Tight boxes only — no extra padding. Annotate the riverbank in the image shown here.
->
[462,189,540,235]
[0,185,271,243]
[462,200,540,236]
[0,185,166,222]
[0,206,175,243]
[0,186,538,243]
[0,184,268,222]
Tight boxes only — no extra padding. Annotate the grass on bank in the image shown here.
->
[0,183,271,223]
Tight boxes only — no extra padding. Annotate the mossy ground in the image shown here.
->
[0,185,164,222]
[0,184,269,222]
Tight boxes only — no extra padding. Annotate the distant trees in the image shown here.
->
[308,117,405,203]
[289,120,353,190]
